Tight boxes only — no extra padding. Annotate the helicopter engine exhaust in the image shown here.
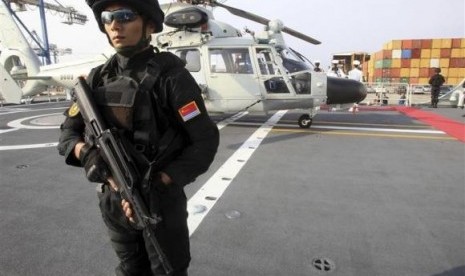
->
[326,77,367,104]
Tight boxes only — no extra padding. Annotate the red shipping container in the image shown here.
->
[449,58,463,68]
[390,68,400,78]
[419,68,430,77]
[429,68,436,76]
[421,39,432,49]
[459,58,465,68]
[411,49,421,59]
[440,49,451,58]
[402,40,413,49]
[412,39,422,48]
[410,77,419,84]
[374,68,383,77]
[383,50,392,59]
[401,59,411,67]
[452,38,462,48]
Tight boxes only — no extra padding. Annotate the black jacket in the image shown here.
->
[58,47,219,187]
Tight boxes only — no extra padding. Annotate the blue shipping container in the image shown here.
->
[401,49,412,59]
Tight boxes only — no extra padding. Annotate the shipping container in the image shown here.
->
[391,58,401,68]
[401,49,412,59]
[421,39,432,48]
[441,39,452,48]
[411,59,420,68]
[431,49,441,58]
[402,40,413,49]
[392,40,402,49]
[420,49,431,58]
[432,39,442,49]
[452,38,462,48]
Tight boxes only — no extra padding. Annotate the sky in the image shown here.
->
[7,0,465,68]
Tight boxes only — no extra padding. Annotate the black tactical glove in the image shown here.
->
[79,143,110,183]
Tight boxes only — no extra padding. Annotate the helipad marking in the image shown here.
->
[0,142,58,151]
[187,110,287,236]
[7,113,63,129]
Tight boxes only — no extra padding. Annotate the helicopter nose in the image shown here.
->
[326,77,367,104]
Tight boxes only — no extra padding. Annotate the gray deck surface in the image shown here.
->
[1,102,464,276]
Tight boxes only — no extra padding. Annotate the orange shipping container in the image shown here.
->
[449,68,459,77]
[412,39,422,49]
[402,40,413,49]
[432,39,442,48]
[451,48,462,58]
[410,68,420,77]
[410,78,419,84]
[421,39,432,49]
[440,49,451,58]
[392,40,402,49]
[419,77,429,84]
[431,49,441,58]
[439,58,450,68]
[400,68,410,77]
[452,38,462,48]
[448,78,459,85]
[421,49,431,58]
[390,68,400,77]
[411,59,420,68]
[441,68,449,76]
[441,39,452,48]
[420,59,431,68]
[401,59,411,67]
[391,59,401,68]
[419,68,430,77]
[383,50,392,59]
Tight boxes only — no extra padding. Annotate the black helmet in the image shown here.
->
[86,0,164,33]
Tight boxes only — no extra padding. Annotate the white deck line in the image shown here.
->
[187,110,288,236]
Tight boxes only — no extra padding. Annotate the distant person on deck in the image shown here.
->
[348,60,364,82]
[428,67,445,108]
[313,60,323,72]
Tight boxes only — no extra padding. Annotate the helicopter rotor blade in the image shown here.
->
[211,1,321,45]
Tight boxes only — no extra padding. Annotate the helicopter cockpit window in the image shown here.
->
[175,49,201,72]
[209,48,253,74]
[276,47,311,73]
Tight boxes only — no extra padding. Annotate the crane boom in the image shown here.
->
[6,0,87,24]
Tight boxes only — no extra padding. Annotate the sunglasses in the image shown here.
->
[101,9,139,24]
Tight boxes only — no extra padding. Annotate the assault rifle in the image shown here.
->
[73,77,173,275]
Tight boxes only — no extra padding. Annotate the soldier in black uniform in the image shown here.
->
[57,0,219,275]
[428,67,446,108]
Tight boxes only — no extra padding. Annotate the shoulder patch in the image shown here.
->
[178,101,201,122]
[68,102,80,117]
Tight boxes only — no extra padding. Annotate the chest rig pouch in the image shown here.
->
[94,75,139,131]
[87,52,184,164]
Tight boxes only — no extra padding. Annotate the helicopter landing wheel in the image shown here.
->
[298,114,312,128]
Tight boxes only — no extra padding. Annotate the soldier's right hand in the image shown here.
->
[79,144,111,183]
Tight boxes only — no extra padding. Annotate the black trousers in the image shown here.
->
[431,88,440,107]
[97,184,190,276]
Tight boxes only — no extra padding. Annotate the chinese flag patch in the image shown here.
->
[178,101,201,122]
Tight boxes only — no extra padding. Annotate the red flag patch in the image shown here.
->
[178,101,201,122]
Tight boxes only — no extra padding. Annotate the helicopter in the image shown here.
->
[0,0,367,128]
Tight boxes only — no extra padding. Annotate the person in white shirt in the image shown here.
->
[348,60,364,82]
[327,60,345,78]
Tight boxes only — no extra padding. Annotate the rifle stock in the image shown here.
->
[73,76,173,275]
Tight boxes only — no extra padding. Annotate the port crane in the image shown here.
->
[3,0,87,64]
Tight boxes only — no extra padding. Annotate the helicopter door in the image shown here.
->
[206,47,262,112]
[254,47,292,98]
